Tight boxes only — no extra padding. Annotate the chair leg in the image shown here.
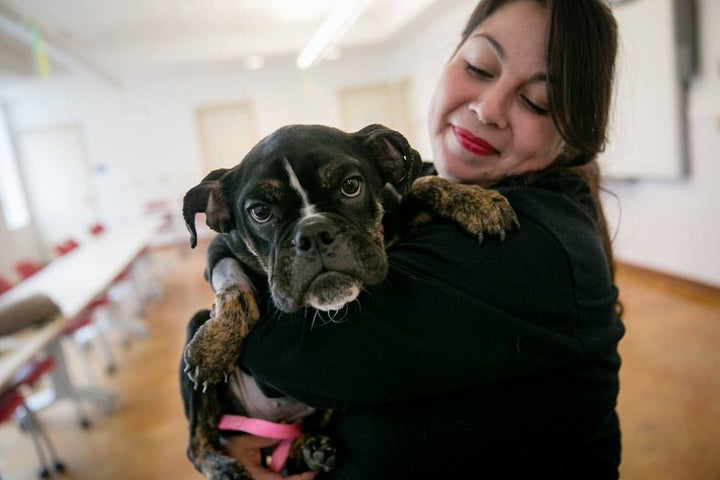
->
[65,333,100,385]
[127,269,146,316]
[17,404,62,478]
[106,289,149,344]
[88,312,118,374]
[27,406,66,474]
[133,253,164,301]
[45,341,91,429]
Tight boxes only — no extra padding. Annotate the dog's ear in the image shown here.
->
[355,124,423,194]
[182,168,235,248]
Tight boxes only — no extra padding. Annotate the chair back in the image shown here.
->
[89,222,106,236]
[54,239,80,256]
[15,260,44,280]
[0,276,12,294]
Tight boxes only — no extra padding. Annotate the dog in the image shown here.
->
[180,124,518,479]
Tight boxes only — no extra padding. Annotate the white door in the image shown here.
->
[339,80,414,145]
[15,124,97,256]
[196,102,258,173]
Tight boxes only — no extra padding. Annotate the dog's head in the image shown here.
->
[183,124,422,312]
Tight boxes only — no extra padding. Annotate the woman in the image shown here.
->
[214,0,624,478]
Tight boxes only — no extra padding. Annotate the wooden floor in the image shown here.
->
[0,244,718,479]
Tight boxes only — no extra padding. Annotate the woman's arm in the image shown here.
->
[238,186,622,408]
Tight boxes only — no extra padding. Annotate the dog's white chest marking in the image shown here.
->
[283,158,317,218]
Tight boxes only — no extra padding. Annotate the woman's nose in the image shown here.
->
[468,85,509,129]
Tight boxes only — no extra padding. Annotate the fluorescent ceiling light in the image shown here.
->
[296,0,371,70]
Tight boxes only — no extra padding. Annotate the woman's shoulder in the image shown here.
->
[496,172,604,261]
[390,171,613,317]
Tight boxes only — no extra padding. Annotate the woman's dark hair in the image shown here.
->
[457,0,620,282]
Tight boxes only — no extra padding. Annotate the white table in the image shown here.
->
[0,221,159,410]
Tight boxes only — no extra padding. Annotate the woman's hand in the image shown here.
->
[223,435,318,480]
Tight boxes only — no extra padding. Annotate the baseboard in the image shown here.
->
[616,261,720,298]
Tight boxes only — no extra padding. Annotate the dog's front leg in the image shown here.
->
[405,176,519,242]
[181,311,251,480]
[184,258,260,389]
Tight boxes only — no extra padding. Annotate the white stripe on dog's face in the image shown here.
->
[283,158,317,218]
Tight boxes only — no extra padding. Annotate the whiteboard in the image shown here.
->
[600,0,686,179]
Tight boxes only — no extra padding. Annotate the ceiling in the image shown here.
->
[0,0,453,86]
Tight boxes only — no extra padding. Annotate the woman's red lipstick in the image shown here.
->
[453,126,498,156]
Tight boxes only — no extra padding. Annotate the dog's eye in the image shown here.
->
[247,202,272,224]
[341,176,363,198]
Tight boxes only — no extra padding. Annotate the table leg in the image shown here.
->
[26,338,117,427]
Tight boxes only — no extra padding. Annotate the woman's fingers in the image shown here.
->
[223,435,318,480]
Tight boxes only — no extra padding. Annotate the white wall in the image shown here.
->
[0,50,436,230]
[0,0,718,287]
[604,0,720,287]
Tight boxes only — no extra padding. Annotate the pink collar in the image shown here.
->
[219,414,302,473]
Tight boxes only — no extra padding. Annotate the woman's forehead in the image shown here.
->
[471,1,549,46]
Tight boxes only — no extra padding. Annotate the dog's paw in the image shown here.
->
[409,176,519,242]
[183,329,240,390]
[302,435,337,473]
[184,286,260,389]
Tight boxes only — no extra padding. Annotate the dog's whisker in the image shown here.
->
[272,308,290,322]
[311,309,325,330]
[325,305,350,324]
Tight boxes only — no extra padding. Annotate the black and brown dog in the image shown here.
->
[180,124,518,479]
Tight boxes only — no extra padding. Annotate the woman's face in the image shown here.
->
[428,0,564,186]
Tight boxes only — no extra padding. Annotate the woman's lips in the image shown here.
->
[452,126,498,156]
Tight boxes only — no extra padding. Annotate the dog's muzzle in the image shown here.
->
[270,214,387,312]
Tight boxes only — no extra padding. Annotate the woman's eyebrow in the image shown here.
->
[476,33,506,60]
[475,33,547,83]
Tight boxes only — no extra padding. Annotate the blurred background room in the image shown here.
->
[0,0,718,478]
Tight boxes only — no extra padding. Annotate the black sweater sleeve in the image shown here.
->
[238,182,623,407]
[233,181,624,409]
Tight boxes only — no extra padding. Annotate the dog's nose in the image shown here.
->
[293,216,338,253]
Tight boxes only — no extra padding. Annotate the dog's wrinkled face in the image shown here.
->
[183,124,422,312]
[237,149,388,311]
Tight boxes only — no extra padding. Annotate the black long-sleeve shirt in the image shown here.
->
[206,171,625,479]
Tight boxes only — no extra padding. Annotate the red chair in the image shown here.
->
[0,275,13,294]
[15,260,44,280]
[53,239,80,257]
[89,222,105,236]
[0,358,66,478]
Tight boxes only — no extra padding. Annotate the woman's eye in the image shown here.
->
[341,176,363,198]
[465,62,492,79]
[520,95,549,116]
[247,202,272,223]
